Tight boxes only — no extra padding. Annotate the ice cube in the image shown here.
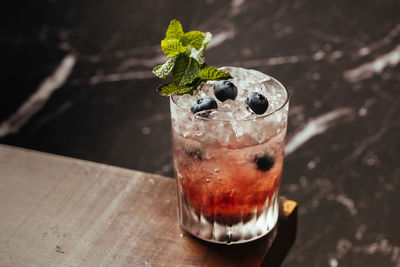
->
[171,66,288,145]
[247,69,271,83]
[207,110,232,121]
[200,81,215,96]
[220,99,236,113]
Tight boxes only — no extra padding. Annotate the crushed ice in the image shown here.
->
[171,67,288,145]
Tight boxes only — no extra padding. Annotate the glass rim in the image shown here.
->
[170,70,289,122]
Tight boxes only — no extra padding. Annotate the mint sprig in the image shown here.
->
[153,19,231,96]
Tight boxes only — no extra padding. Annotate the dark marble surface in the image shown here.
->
[1,0,400,266]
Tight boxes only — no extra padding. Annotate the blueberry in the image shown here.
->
[186,149,203,161]
[254,154,274,171]
[213,80,238,102]
[245,92,269,114]
[191,96,218,113]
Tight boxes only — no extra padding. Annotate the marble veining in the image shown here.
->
[349,95,398,160]
[355,24,400,57]
[87,70,155,85]
[0,54,76,138]
[344,44,400,83]
[285,108,354,155]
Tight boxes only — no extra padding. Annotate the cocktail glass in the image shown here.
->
[170,67,289,244]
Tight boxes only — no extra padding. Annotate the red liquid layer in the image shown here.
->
[174,140,283,225]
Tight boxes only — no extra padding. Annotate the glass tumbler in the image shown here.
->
[170,67,289,244]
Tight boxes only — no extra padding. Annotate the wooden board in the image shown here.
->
[0,145,292,266]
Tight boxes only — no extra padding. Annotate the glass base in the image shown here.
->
[178,188,279,245]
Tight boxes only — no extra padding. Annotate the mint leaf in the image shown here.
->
[189,47,205,64]
[157,82,179,96]
[189,77,203,91]
[188,32,212,64]
[172,54,201,86]
[202,32,212,50]
[197,66,231,80]
[153,57,176,79]
[165,19,184,40]
[181,31,205,49]
[157,82,194,96]
[161,39,186,57]
[153,19,232,96]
